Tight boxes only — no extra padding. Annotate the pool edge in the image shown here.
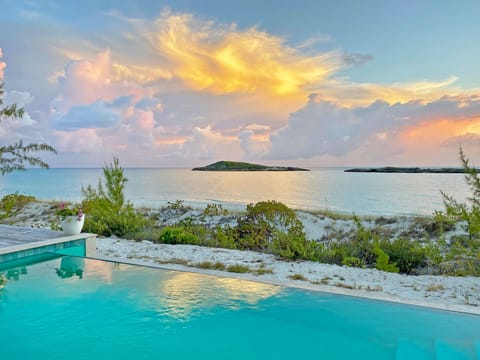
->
[91,254,480,316]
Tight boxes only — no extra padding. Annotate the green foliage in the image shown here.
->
[203,203,228,216]
[342,256,365,268]
[226,264,250,273]
[289,273,308,281]
[0,192,36,217]
[271,231,323,261]
[55,203,83,220]
[210,226,238,249]
[437,147,480,240]
[158,227,199,245]
[167,200,187,211]
[81,158,148,237]
[373,241,399,273]
[1,83,57,175]
[380,238,428,274]
[319,218,403,273]
[196,261,226,270]
[235,200,306,251]
[320,217,376,267]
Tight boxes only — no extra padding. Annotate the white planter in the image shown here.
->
[60,214,85,235]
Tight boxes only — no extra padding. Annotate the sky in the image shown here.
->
[1,0,480,168]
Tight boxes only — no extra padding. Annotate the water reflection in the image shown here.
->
[1,257,281,321]
[158,272,281,320]
[55,257,84,279]
[0,266,28,286]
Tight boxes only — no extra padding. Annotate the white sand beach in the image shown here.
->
[5,201,480,314]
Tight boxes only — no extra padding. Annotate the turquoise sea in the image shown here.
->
[0,168,470,216]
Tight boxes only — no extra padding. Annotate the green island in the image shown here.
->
[345,167,468,174]
[192,160,309,171]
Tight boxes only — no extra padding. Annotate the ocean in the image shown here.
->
[0,168,470,216]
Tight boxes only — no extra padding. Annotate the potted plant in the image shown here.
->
[56,203,85,235]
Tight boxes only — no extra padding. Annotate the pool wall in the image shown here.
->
[0,225,96,264]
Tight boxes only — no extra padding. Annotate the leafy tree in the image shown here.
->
[437,147,480,240]
[0,83,57,174]
[81,157,148,237]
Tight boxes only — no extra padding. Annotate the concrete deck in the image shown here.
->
[0,224,97,259]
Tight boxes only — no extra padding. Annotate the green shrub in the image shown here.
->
[203,203,228,216]
[342,256,365,268]
[0,192,36,217]
[196,261,226,270]
[210,226,238,249]
[289,273,307,281]
[81,157,148,237]
[320,218,377,267]
[226,264,250,273]
[271,232,323,261]
[373,241,399,273]
[235,200,307,252]
[380,238,428,274]
[158,227,199,245]
[437,147,480,240]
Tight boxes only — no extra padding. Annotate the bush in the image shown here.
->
[437,147,480,240]
[342,256,366,268]
[0,192,36,218]
[203,203,228,216]
[373,241,399,273]
[210,226,238,249]
[158,227,199,245]
[81,157,148,237]
[380,238,428,274]
[271,231,323,261]
[235,200,306,252]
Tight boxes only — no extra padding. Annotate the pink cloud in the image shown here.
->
[266,94,480,165]
[0,48,5,79]
[52,50,154,113]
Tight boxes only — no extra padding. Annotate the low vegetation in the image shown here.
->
[2,148,480,277]
[80,157,149,237]
[0,192,36,219]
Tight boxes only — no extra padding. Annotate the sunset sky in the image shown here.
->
[1,0,480,167]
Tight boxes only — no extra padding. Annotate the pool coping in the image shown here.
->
[92,255,480,316]
[0,225,97,260]
[0,234,97,255]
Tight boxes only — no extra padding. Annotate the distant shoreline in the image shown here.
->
[345,167,468,174]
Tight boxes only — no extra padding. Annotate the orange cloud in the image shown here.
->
[141,12,340,98]
[401,117,480,147]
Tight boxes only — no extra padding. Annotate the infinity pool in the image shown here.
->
[0,256,478,359]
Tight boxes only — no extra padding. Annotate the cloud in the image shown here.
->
[136,11,342,97]
[52,50,154,113]
[442,133,480,149]
[53,100,122,130]
[4,9,480,167]
[342,53,374,66]
[267,94,480,161]
[0,48,5,79]
[179,125,242,161]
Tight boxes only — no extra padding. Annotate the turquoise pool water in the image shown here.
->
[0,257,479,360]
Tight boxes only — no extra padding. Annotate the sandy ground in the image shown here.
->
[4,201,480,314]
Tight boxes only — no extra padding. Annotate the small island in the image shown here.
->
[192,161,310,171]
[344,167,468,174]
